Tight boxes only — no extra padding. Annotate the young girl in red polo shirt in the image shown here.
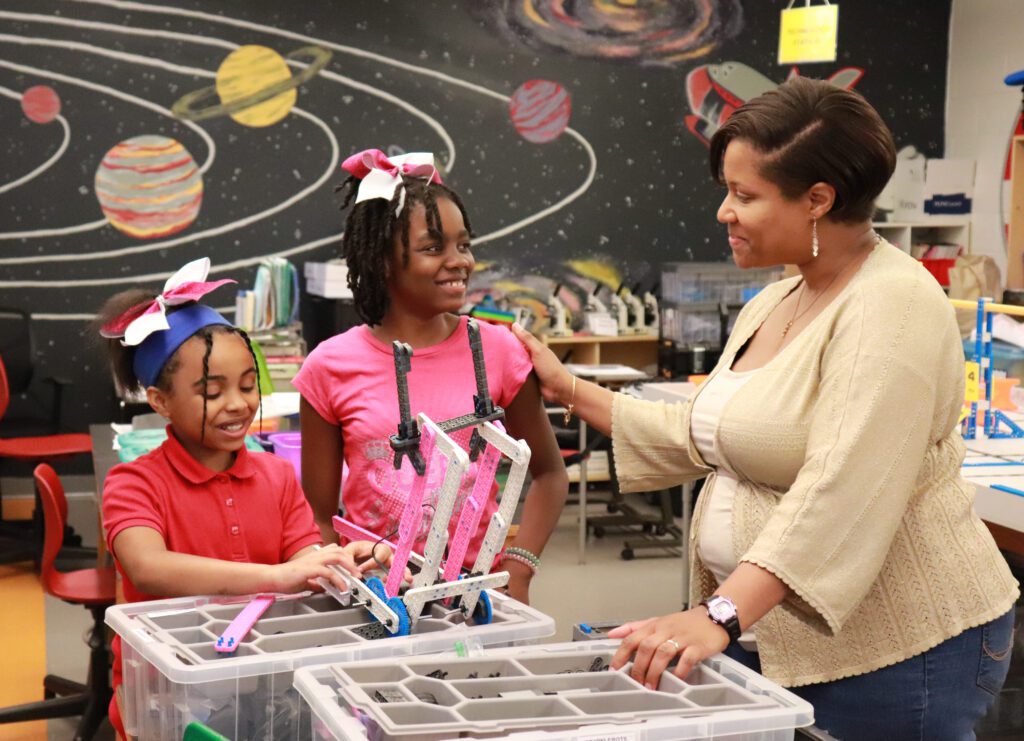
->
[97,258,388,739]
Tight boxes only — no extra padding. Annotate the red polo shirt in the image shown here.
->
[102,426,322,603]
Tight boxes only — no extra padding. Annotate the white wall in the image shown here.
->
[946,0,1024,282]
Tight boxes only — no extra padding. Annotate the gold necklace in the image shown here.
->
[780,231,879,340]
[780,273,841,339]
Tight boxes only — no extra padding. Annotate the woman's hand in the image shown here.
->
[510,323,575,405]
[608,608,730,688]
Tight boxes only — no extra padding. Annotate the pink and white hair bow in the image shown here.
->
[341,149,442,216]
[100,257,235,346]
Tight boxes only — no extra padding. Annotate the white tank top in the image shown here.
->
[691,366,760,650]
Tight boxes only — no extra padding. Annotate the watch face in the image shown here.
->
[708,598,736,621]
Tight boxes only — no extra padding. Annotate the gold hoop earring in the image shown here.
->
[811,218,819,258]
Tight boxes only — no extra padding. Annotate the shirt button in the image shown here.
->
[226,498,234,507]
[217,474,229,483]
[231,526,240,535]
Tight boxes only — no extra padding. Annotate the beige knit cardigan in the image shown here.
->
[611,241,1019,687]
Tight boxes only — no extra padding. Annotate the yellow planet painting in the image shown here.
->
[217,45,295,127]
[172,45,332,127]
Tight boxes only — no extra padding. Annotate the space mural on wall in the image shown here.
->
[0,0,949,426]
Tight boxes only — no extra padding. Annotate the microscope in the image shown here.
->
[642,290,660,335]
[609,285,632,335]
[546,284,573,337]
[623,283,647,335]
[584,283,617,335]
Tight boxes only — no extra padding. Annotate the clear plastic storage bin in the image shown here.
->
[106,591,553,740]
[293,639,814,741]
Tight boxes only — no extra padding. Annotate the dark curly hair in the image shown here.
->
[94,291,262,440]
[336,174,472,326]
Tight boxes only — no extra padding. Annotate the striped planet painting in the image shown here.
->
[94,135,203,239]
[508,79,571,144]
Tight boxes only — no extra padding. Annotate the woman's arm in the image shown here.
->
[510,324,709,490]
[111,527,358,596]
[501,372,570,603]
[300,396,345,545]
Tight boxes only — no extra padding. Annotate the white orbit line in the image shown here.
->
[13,2,597,248]
[0,45,339,266]
[0,10,457,174]
[67,0,600,237]
[0,34,217,245]
[0,28,448,267]
[0,105,337,275]
[21,233,341,293]
[0,58,216,241]
[0,84,71,194]
[10,1,598,304]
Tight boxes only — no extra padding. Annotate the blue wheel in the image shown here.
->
[365,575,386,600]
[387,596,410,636]
[364,576,387,624]
[472,590,493,625]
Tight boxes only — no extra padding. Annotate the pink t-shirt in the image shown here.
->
[293,316,532,566]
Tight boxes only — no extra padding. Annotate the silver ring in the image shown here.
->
[662,638,681,653]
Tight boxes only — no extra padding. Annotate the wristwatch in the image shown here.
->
[699,595,741,643]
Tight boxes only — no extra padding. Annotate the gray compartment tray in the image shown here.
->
[294,639,815,740]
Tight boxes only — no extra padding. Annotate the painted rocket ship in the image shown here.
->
[684,62,865,146]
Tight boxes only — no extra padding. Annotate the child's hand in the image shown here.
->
[345,540,413,583]
[273,544,361,594]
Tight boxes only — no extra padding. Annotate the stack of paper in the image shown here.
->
[305,259,352,299]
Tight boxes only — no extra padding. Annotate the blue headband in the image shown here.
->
[133,303,231,388]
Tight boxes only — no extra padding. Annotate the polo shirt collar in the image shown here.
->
[162,425,257,484]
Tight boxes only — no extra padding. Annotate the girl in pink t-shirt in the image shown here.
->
[293,149,568,604]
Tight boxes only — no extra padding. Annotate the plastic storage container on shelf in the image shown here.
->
[106,590,553,741]
[660,262,784,348]
[267,431,303,480]
[293,639,814,741]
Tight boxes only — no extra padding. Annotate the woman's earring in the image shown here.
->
[811,218,819,258]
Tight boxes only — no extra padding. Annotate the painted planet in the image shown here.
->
[94,135,203,240]
[21,85,61,124]
[509,80,571,144]
[173,45,331,127]
[216,45,296,127]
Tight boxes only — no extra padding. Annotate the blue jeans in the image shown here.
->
[724,609,1015,741]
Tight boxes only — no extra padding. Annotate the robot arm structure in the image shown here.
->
[329,318,531,636]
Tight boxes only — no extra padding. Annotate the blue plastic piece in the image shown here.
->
[363,576,409,636]
[1005,70,1024,87]
[579,623,593,634]
[472,589,493,625]
[992,484,1024,498]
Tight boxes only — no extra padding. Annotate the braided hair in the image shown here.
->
[335,174,473,326]
[95,293,263,440]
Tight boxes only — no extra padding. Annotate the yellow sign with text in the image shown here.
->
[965,361,980,402]
[778,4,839,64]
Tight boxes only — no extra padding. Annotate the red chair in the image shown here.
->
[0,353,92,566]
[0,464,115,740]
